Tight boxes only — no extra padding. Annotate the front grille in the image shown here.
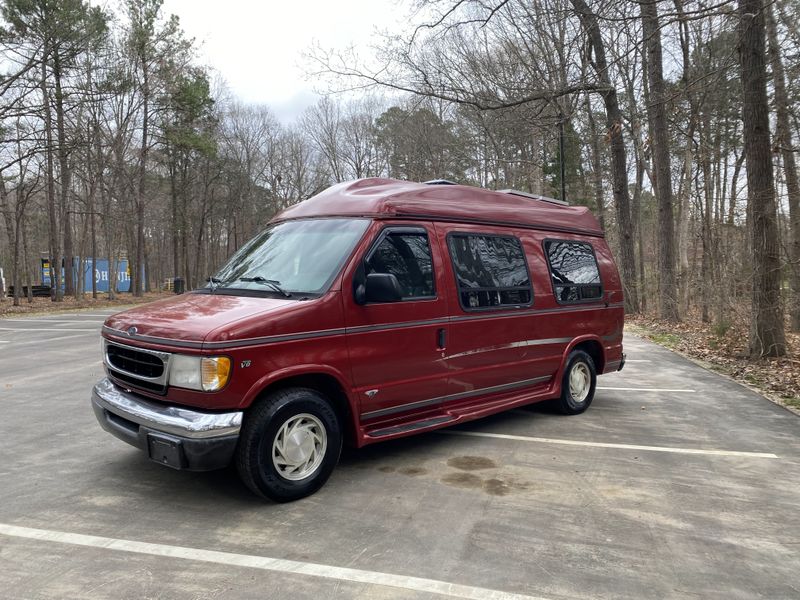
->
[105,341,169,395]
[107,343,164,378]
[108,368,166,393]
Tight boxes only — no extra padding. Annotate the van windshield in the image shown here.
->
[211,218,369,296]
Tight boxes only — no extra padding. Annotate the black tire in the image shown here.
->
[236,387,342,502]
[556,350,596,415]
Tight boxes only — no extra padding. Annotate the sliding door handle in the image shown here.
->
[436,328,446,350]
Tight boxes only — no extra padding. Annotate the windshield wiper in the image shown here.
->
[206,276,222,292]
[239,276,292,298]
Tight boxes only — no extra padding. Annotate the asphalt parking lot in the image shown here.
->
[1,310,799,599]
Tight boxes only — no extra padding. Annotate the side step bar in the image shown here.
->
[366,415,456,438]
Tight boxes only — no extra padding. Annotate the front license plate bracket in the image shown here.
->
[147,433,185,469]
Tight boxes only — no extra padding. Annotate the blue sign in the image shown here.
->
[42,258,133,293]
[82,259,132,293]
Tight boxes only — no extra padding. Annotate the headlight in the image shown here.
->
[169,355,231,391]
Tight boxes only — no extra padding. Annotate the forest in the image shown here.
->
[0,0,797,365]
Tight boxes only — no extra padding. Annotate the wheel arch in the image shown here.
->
[242,366,358,446]
[552,335,605,395]
[570,337,605,374]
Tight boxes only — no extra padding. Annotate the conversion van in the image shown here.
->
[91,178,625,501]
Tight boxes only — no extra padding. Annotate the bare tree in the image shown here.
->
[738,0,786,357]
[570,0,639,313]
[766,2,800,332]
[641,0,679,320]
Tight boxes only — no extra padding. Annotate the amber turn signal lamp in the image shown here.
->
[201,356,231,391]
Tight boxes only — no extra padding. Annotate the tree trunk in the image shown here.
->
[738,0,786,357]
[729,150,744,225]
[674,0,694,315]
[633,144,647,314]
[170,157,180,281]
[571,0,639,313]
[0,179,16,306]
[678,128,693,314]
[89,135,99,300]
[53,52,75,298]
[700,117,714,323]
[641,0,679,321]
[13,211,21,307]
[585,94,605,229]
[22,222,32,304]
[134,59,149,297]
[41,47,62,302]
[766,3,800,331]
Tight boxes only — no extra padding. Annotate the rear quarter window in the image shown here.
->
[544,239,603,304]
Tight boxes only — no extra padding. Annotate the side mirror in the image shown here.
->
[353,263,367,305]
[364,273,402,303]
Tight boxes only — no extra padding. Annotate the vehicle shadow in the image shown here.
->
[90,404,555,507]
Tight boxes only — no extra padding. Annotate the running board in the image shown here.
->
[366,415,456,438]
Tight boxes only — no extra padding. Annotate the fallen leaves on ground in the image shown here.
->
[626,309,800,408]
[0,292,174,317]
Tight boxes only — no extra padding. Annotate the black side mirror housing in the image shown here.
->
[353,263,367,305]
[364,273,402,303]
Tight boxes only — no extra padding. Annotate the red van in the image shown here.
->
[92,178,625,501]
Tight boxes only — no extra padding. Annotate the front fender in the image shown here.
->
[240,363,355,409]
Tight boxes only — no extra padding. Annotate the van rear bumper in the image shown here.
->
[91,378,242,471]
[604,352,626,373]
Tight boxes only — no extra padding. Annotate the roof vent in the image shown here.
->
[498,189,569,206]
[424,179,458,185]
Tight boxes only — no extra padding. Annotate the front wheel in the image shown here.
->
[556,350,596,415]
[236,388,342,502]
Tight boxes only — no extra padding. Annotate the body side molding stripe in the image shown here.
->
[447,302,622,324]
[204,328,347,349]
[347,317,450,334]
[445,338,572,360]
[360,375,552,421]
[104,302,623,351]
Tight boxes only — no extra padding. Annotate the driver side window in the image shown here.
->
[365,230,435,300]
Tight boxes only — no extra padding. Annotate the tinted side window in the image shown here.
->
[366,231,435,299]
[448,234,532,310]
[544,240,603,303]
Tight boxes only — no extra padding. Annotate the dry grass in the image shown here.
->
[0,291,174,317]
[627,310,800,411]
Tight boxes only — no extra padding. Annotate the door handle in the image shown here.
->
[436,328,446,350]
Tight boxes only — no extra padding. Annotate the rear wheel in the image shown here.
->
[236,388,342,502]
[556,350,596,415]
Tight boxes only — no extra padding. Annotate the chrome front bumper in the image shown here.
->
[91,378,242,471]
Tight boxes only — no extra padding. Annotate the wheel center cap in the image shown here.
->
[284,431,313,464]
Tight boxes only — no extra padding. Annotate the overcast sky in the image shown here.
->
[160,0,407,122]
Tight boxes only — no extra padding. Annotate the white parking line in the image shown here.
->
[624,359,651,363]
[441,431,779,458]
[0,327,99,332]
[0,524,551,600]
[597,386,696,393]
[1,319,104,324]
[1,333,96,347]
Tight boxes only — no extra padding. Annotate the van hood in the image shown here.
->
[103,293,295,344]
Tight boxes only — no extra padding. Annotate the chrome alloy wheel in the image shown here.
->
[568,362,591,403]
[271,413,328,481]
